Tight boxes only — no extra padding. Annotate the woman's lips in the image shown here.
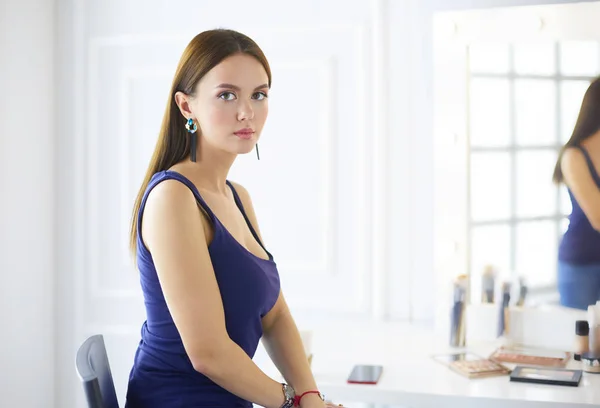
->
[234,129,254,139]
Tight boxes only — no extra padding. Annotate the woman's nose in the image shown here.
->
[237,100,254,121]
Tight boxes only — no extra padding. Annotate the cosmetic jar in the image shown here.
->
[581,352,600,374]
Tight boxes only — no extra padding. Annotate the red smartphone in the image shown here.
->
[347,364,383,384]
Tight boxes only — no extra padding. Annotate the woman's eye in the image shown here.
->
[253,92,268,100]
[219,92,236,101]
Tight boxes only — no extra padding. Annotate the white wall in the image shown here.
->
[0,0,56,407]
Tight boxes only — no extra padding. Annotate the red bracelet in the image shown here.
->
[293,390,323,407]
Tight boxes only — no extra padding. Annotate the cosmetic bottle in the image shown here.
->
[588,305,600,354]
[574,320,589,361]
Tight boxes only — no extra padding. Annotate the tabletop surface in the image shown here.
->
[254,321,600,407]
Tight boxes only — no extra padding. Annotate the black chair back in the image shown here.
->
[75,334,119,408]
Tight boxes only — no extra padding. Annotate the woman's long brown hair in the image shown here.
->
[553,76,600,184]
[129,29,272,256]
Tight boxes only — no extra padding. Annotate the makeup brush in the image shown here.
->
[497,281,512,338]
[481,265,496,304]
[450,275,468,347]
[516,277,528,307]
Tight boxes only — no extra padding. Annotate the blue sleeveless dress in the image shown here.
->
[125,170,281,407]
[559,145,600,265]
[558,146,600,310]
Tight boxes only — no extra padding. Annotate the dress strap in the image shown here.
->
[226,181,270,254]
[577,146,600,188]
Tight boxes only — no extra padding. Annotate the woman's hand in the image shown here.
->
[300,401,345,408]
[298,394,346,408]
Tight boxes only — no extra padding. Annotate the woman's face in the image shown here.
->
[189,53,270,156]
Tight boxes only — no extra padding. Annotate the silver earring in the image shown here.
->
[256,143,260,160]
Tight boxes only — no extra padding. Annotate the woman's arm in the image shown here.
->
[262,295,325,408]
[562,147,600,231]
[142,180,287,408]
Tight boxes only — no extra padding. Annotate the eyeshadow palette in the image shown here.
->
[510,366,582,387]
[432,352,511,379]
[489,346,571,368]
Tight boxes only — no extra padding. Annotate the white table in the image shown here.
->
[254,321,600,408]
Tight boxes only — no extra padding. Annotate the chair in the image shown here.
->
[75,334,120,408]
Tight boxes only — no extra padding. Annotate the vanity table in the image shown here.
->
[254,321,600,407]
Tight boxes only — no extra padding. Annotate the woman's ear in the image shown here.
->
[174,91,193,119]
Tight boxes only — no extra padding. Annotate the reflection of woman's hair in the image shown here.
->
[553,76,600,184]
[129,29,272,255]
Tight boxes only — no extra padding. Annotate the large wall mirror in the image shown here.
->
[433,2,600,327]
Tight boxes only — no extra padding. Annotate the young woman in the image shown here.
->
[125,29,342,408]
[553,76,600,310]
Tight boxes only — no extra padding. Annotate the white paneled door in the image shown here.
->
[56,0,413,407]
